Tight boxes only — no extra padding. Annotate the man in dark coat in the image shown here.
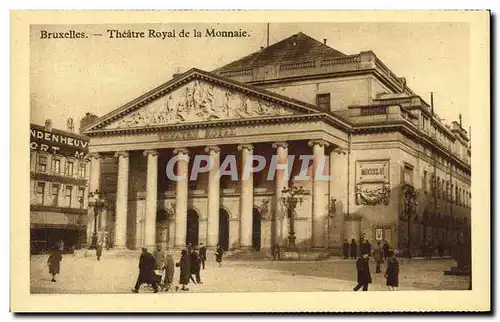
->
[342,239,349,259]
[176,249,191,291]
[373,241,383,273]
[190,247,202,284]
[383,240,390,260]
[353,253,372,291]
[131,247,158,293]
[199,243,207,270]
[385,250,399,290]
[350,239,358,259]
[96,243,103,261]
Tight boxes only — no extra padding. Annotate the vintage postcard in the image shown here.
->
[11,10,490,312]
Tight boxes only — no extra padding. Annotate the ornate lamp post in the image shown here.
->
[402,183,418,258]
[88,189,106,250]
[281,183,305,247]
[327,197,337,248]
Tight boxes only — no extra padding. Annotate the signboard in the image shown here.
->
[30,126,89,159]
[158,128,237,141]
[356,160,389,183]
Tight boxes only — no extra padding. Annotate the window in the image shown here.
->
[78,187,85,208]
[65,186,73,207]
[316,93,331,110]
[66,161,74,176]
[79,163,86,178]
[50,184,59,206]
[437,177,441,198]
[403,164,414,185]
[38,155,48,172]
[451,183,454,202]
[51,158,61,174]
[455,185,459,205]
[36,182,45,204]
[446,181,450,201]
[423,171,428,193]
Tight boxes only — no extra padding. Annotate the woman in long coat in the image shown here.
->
[163,251,175,291]
[385,250,400,290]
[47,248,62,282]
[215,244,224,267]
[176,249,191,291]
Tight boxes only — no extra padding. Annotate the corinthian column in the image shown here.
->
[205,145,221,248]
[238,144,253,249]
[143,149,159,248]
[272,142,289,246]
[308,140,330,248]
[114,151,130,249]
[173,148,189,248]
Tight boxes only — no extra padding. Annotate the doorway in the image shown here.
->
[252,208,261,251]
[219,208,230,251]
[186,209,199,246]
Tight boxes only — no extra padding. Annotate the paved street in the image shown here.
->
[30,251,470,293]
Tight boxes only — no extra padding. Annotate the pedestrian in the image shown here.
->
[353,252,372,291]
[47,247,62,282]
[272,244,281,261]
[58,239,64,252]
[190,246,202,284]
[361,239,372,257]
[373,241,383,273]
[342,239,349,259]
[385,250,399,291]
[153,244,166,287]
[199,243,207,270]
[215,244,224,267]
[350,239,358,259]
[131,247,158,293]
[383,240,390,260]
[176,249,191,291]
[96,242,103,261]
[163,249,175,291]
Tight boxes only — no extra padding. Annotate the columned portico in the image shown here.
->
[309,139,329,248]
[272,142,289,246]
[238,144,254,249]
[114,151,130,248]
[205,145,221,248]
[143,149,158,248]
[173,148,189,247]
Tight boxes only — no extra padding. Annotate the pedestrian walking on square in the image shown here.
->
[353,252,372,291]
[131,247,158,293]
[153,244,166,287]
[383,240,390,260]
[47,247,62,282]
[96,242,103,261]
[176,249,191,291]
[215,244,224,267]
[163,250,175,291]
[385,250,399,291]
[199,243,207,270]
[342,239,349,259]
[190,246,202,284]
[350,239,358,259]
[373,241,383,273]
[58,239,64,252]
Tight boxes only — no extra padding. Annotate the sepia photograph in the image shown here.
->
[11,10,490,312]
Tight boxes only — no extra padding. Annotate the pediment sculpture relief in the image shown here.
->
[108,80,295,129]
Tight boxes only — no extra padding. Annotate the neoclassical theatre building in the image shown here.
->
[82,33,471,255]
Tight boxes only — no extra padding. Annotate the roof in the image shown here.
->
[214,32,346,74]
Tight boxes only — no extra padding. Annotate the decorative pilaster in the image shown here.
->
[143,149,159,248]
[173,148,189,247]
[308,140,330,248]
[114,151,129,248]
[238,144,254,249]
[272,142,289,246]
[205,145,221,248]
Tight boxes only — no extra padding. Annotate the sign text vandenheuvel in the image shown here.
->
[30,126,89,159]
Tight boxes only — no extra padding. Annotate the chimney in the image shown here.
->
[323,38,327,45]
[430,92,434,115]
[459,114,462,128]
[44,119,52,131]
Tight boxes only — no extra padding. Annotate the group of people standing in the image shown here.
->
[132,243,225,293]
[344,239,399,291]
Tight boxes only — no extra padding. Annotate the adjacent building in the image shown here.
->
[81,33,471,256]
[30,120,90,253]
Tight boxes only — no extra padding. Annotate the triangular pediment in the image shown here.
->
[84,69,318,132]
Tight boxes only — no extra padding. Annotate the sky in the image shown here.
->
[30,22,470,132]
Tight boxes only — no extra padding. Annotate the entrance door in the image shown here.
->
[252,208,261,251]
[186,209,199,246]
[219,208,230,251]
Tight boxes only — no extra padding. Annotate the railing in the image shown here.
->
[320,55,361,67]
[360,106,388,116]
[218,68,253,78]
[279,61,316,71]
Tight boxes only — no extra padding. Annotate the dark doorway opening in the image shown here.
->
[252,208,262,251]
[219,208,230,251]
[186,209,199,246]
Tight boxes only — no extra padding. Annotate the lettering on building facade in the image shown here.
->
[355,160,391,205]
[158,128,237,141]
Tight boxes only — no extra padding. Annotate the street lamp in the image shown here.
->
[402,183,418,258]
[88,189,106,250]
[281,183,305,247]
